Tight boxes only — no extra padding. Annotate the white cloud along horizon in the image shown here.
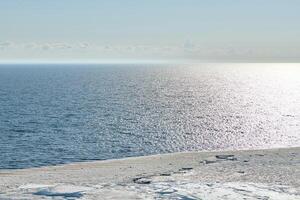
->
[1,1,300,62]
[1,40,299,63]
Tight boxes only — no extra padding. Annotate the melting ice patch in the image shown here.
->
[18,184,92,199]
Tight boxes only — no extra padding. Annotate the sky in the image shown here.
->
[0,0,300,62]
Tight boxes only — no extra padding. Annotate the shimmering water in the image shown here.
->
[0,63,299,169]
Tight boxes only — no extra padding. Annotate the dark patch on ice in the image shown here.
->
[133,177,152,184]
[255,154,265,157]
[33,189,83,198]
[157,189,178,195]
[290,152,297,157]
[179,167,193,171]
[160,173,171,176]
[174,171,187,174]
[233,188,251,193]
[175,195,198,200]
[283,114,295,118]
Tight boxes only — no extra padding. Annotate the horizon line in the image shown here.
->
[0,59,300,65]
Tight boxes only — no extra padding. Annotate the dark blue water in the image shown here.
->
[1,63,300,169]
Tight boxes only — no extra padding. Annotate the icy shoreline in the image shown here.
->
[1,147,299,199]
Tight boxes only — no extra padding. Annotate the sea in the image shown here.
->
[0,63,299,169]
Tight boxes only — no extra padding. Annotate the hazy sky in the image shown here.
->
[1,0,300,62]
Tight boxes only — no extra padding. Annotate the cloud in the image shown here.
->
[23,43,37,49]
[78,43,89,49]
[0,41,13,49]
[2,40,297,61]
[39,43,73,51]
[41,44,51,51]
[1,41,180,57]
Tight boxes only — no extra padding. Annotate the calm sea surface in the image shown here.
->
[0,63,300,169]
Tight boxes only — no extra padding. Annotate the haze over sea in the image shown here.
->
[0,63,299,169]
